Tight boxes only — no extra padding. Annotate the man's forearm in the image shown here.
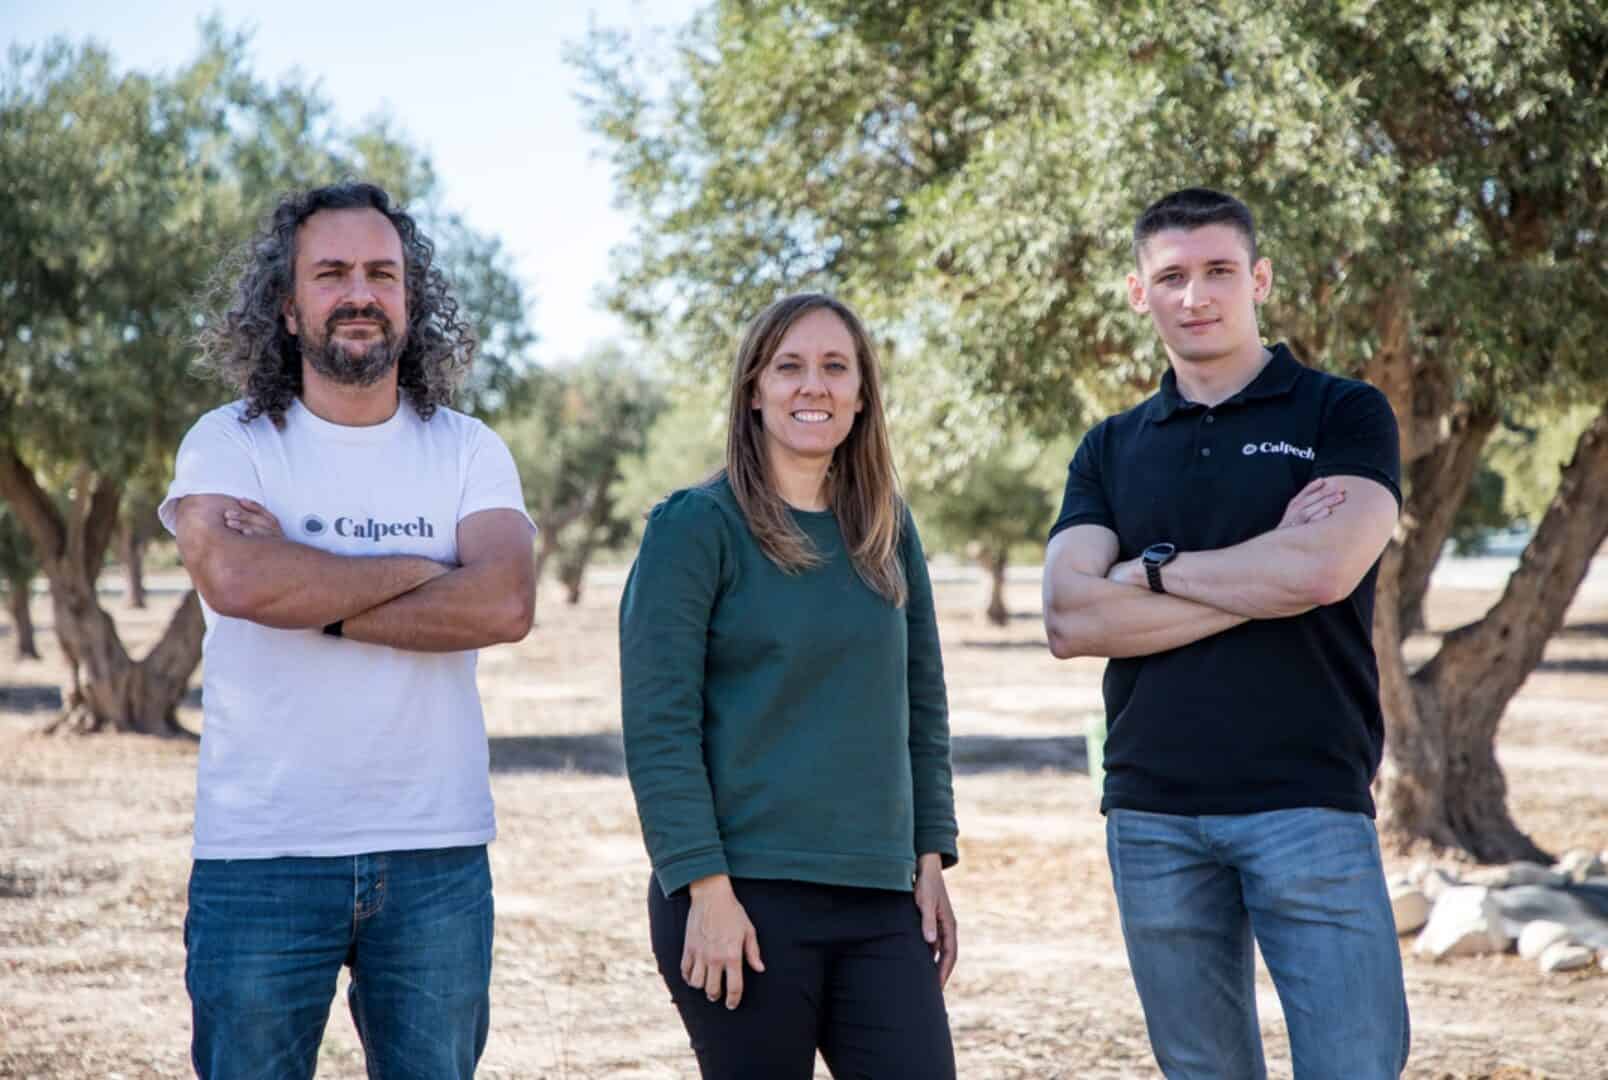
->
[1045,572,1248,659]
[1158,530,1340,620]
[203,536,449,629]
[340,558,533,652]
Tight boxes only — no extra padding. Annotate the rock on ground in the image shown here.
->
[1538,941,1595,973]
[1414,886,1510,960]
[1390,884,1430,936]
[1517,919,1573,960]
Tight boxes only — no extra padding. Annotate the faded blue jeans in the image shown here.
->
[1107,808,1409,1079]
[185,845,493,1079]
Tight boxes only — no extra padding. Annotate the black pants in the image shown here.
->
[648,876,956,1080]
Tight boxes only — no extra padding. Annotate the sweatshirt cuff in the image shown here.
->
[653,849,731,898]
[915,831,959,870]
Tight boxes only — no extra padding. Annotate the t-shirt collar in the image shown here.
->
[1146,342,1301,424]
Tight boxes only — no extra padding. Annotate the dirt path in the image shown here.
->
[2,571,1605,1078]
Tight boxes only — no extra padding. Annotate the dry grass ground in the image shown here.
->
[2,567,1606,1078]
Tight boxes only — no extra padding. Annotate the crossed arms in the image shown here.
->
[174,494,535,652]
[1042,476,1398,660]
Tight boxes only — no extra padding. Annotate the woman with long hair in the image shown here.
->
[620,293,959,1079]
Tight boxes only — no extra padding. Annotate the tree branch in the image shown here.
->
[1418,399,1608,709]
[0,448,66,565]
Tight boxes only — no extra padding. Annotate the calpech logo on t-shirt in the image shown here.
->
[1241,440,1315,460]
[302,514,436,541]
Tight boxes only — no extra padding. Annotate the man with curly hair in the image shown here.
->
[160,181,536,1079]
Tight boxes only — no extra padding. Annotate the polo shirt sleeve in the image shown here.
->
[1048,422,1115,541]
[1313,381,1403,508]
[619,488,731,897]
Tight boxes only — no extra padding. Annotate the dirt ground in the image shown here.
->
[2,566,1606,1079]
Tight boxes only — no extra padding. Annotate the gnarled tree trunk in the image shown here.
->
[1395,404,1500,633]
[0,451,203,736]
[1377,400,1608,862]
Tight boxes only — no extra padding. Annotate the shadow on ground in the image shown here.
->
[486,733,1089,778]
[489,733,626,776]
[952,734,1088,775]
[0,684,203,713]
[0,684,61,713]
[1536,656,1608,675]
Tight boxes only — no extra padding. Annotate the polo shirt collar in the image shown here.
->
[1146,342,1302,424]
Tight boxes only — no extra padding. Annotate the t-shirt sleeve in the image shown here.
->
[460,420,537,530]
[1314,381,1402,508]
[158,408,263,537]
[901,508,957,867]
[619,489,730,896]
[1047,424,1114,541]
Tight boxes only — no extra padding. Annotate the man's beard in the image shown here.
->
[299,303,406,386]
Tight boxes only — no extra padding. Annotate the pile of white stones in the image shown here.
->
[1390,849,1608,975]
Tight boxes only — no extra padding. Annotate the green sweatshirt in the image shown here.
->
[620,475,958,898]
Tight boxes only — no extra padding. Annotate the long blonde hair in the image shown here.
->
[722,293,906,607]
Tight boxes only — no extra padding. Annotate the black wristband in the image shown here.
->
[1144,561,1166,594]
[322,620,344,638]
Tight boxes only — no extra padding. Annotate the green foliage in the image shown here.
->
[500,345,668,568]
[1445,403,1600,553]
[1487,404,1602,527]
[578,0,1608,434]
[0,23,534,508]
[909,445,1059,563]
[612,378,728,532]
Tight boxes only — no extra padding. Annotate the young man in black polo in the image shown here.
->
[1043,187,1410,1078]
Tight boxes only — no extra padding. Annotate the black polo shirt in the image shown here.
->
[1050,343,1401,818]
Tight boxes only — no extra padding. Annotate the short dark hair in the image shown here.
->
[1132,187,1258,267]
[198,181,474,428]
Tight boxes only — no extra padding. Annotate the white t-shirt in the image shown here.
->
[159,398,533,859]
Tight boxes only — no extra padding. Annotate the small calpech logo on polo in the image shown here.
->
[1242,440,1315,460]
[302,515,327,536]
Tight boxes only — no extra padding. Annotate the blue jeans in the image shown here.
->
[185,845,494,1080]
[1107,808,1409,1079]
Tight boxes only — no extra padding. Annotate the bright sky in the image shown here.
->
[1,0,706,363]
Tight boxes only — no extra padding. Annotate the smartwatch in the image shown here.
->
[1141,542,1178,594]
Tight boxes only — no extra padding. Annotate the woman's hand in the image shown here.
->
[914,852,958,988]
[683,874,764,1010]
[222,498,284,539]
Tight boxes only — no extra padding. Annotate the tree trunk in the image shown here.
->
[0,451,203,736]
[1379,400,1608,862]
[532,493,598,614]
[531,528,562,613]
[5,570,39,660]
[120,521,149,609]
[559,542,594,606]
[983,548,1009,626]
[1395,404,1499,633]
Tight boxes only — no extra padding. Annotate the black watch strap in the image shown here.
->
[1145,561,1166,594]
